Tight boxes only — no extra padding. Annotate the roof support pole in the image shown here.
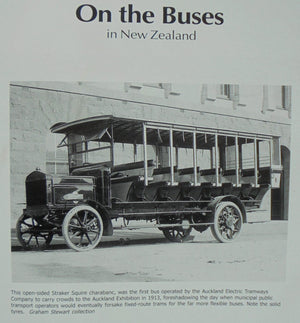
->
[133,142,137,163]
[215,134,220,186]
[110,124,114,167]
[254,138,258,187]
[155,144,159,168]
[269,139,273,168]
[235,136,239,186]
[193,131,198,185]
[143,123,148,186]
[169,128,174,185]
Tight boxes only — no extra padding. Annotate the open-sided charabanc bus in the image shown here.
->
[16,115,282,251]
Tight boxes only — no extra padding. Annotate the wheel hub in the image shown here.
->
[181,219,190,230]
[225,214,235,228]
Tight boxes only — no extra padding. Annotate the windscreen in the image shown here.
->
[68,134,111,168]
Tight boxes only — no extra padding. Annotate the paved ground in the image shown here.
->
[11,221,288,282]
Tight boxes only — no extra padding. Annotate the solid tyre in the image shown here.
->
[16,214,53,251]
[211,201,243,243]
[162,219,192,243]
[62,205,103,252]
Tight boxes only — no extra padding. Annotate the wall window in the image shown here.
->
[217,84,239,109]
[262,85,291,118]
[219,84,231,98]
[282,85,292,117]
[218,84,239,100]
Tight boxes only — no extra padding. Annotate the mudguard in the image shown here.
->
[83,200,113,236]
[207,195,247,223]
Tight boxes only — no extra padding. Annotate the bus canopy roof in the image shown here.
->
[50,115,272,148]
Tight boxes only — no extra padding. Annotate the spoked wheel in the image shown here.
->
[62,205,103,251]
[192,214,209,233]
[161,217,192,243]
[16,215,53,250]
[211,202,243,243]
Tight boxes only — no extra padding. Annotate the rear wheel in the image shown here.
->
[16,214,53,250]
[211,202,243,243]
[192,214,209,233]
[62,205,103,251]
[161,217,192,243]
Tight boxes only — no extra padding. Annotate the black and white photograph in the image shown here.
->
[10,82,290,282]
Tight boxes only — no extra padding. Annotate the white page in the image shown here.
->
[1,1,300,322]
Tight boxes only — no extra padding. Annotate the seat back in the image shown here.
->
[111,160,155,177]
[240,183,253,199]
[222,182,233,195]
[111,175,142,201]
[153,166,178,182]
[250,184,270,200]
[188,182,212,200]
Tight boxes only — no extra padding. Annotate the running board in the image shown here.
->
[118,210,212,217]
[114,222,214,230]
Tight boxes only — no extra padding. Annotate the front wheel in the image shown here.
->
[62,205,103,252]
[16,214,53,250]
[211,202,243,243]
